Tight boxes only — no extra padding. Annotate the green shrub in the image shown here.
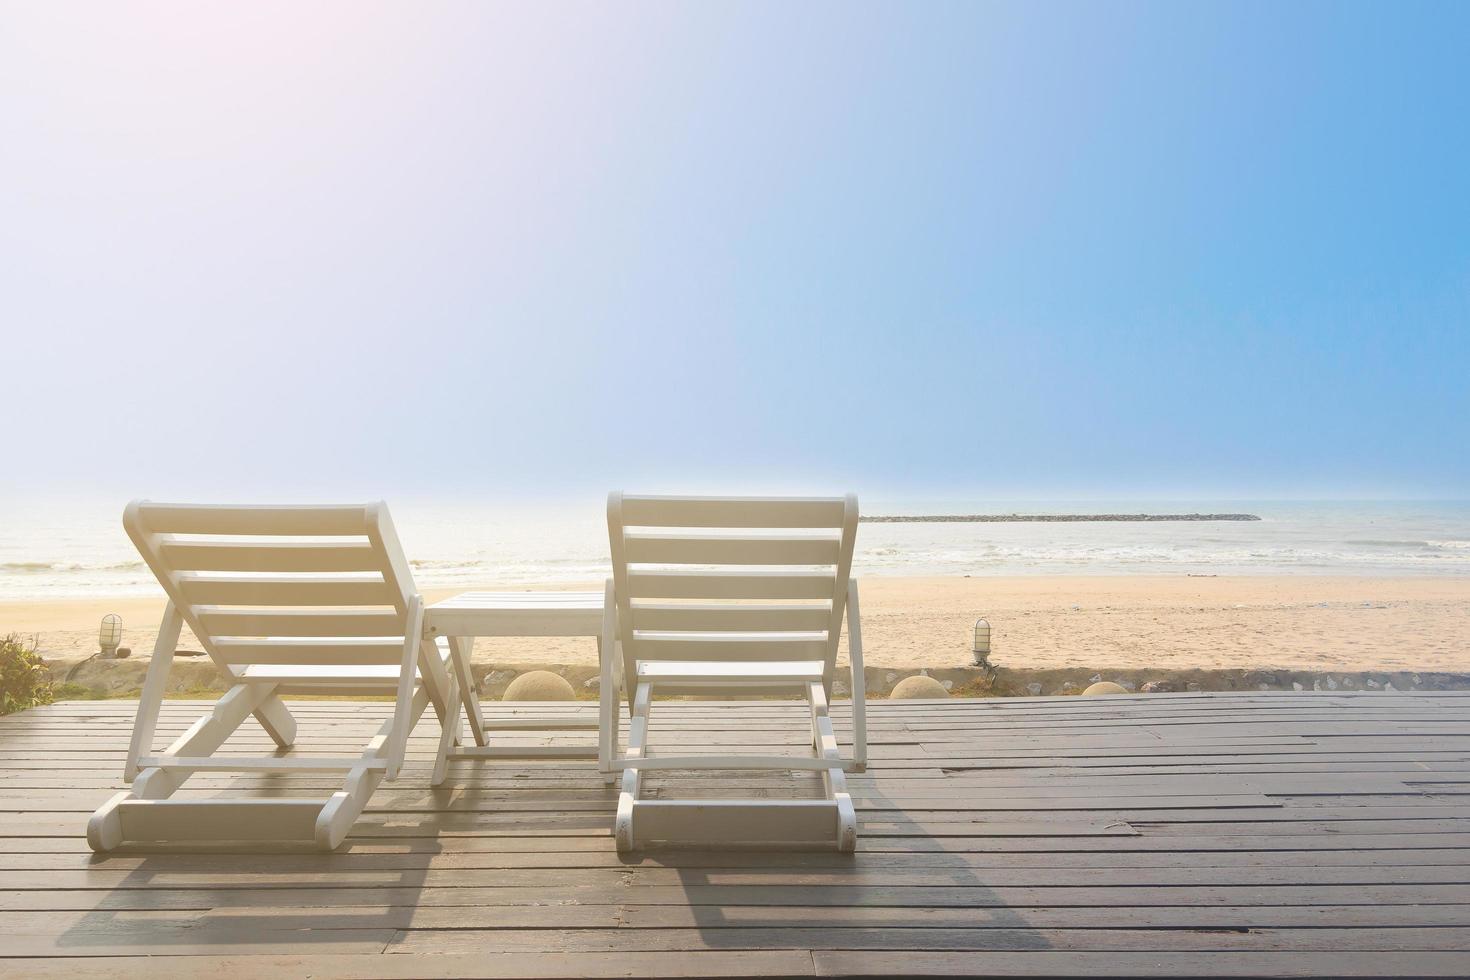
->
[1,634,54,715]
[52,681,108,701]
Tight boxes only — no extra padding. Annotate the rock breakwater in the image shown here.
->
[863,513,1262,523]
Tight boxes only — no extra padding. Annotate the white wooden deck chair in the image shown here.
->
[87,501,455,852]
[600,493,867,852]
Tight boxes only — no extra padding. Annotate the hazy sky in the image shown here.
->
[2,2,1467,503]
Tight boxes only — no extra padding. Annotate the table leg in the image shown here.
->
[450,635,488,747]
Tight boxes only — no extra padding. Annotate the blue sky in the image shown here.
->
[2,2,1466,502]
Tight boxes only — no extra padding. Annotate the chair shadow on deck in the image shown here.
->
[619,703,1056,955]
[62,842,439,954]
[61,704,462,955]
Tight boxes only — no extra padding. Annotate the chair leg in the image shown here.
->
[315,764,379,850]
[615,681,652,852]
[809,681,858,853]
[318,684,432,849]
[834,789,858,853]
[253,694,298,749]
[598,676,620,787]
[86,792,130,851]
[124,601,183,782]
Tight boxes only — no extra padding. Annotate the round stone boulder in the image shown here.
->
[889,675,949,699]
[503,670,576,702]
[1082,680,1129,696]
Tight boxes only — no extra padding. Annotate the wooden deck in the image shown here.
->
[3,691,1470,977]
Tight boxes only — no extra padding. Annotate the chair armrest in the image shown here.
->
[598,579,622,778]
[847,578,867,770]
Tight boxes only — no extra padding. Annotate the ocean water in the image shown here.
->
[1,498,1468,600]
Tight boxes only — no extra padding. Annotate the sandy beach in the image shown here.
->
[6,575,1467,676]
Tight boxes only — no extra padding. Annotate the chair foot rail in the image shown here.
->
[134,756,389,773]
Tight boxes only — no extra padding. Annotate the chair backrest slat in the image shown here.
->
[626,570,838,601]
[174,573,400,607]
[618,495,848,529]
[158,540,384,573]
[622,532,841,566]
[134,503,372,536]
[629,602,833,632]
[194,608,404,637]
[608,492,858,692]
[210,638,408,666]
[125,500,419,675]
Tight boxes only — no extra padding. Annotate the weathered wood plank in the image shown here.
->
[0,951,817,978]
[812,950,1470,977]
[6,883,1470,912]
[389,925,1470,953]
[5,844,1464,872]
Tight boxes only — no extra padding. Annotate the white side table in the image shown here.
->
[424,590,608,785]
